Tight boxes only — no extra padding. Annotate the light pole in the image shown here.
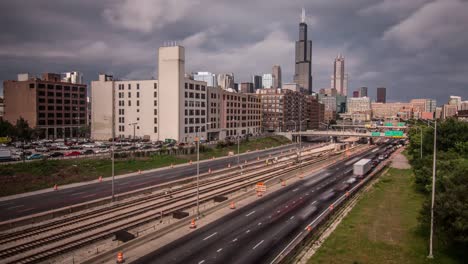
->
[195,122,212,219]
[129,122,138,158]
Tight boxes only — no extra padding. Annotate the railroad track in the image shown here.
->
[0,147,340,264]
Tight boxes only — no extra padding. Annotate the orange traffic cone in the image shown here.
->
[307,225,312,231]
[117,252,124,263]
[98,176,102,182]
[299,172,304,179]
[190,218,197,229]
[230,201,236,209]
[228,163,231,168]
[208,168,212,174]
[281,180,286,186]
[329,204,334,211]
[257,156,260,161]
[345,191,350,197]
[53,184,58,191]
[257,191,263,197]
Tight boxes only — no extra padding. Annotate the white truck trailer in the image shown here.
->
[353,158,372,177]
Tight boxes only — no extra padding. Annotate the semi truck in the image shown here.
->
[353,158,372,177]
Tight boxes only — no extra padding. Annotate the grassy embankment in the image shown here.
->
[0,136,291,197]
[310,168,460,264]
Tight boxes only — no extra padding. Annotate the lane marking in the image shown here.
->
[311,200,317,205]
[232,238,238,242]
[258,222,262,226]
[83,194,96,198]
[290,216,295,220]
[252,240,264,250]
[71,191,87,196]
[217,248,223,253]
[198,260,205,264]
[292,188,299,192]
[6,204,25,210]
[245,211,256,217]
[203,232,217,241]
[246,229,251,233]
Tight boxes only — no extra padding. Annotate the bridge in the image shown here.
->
[330,124,408,129]
[276,130,407,141]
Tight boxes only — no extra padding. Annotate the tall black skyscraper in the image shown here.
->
[294,8,312,94]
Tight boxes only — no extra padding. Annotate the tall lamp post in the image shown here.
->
[195,122,212,218]
[128,122,138,158]
[424,119,437,258]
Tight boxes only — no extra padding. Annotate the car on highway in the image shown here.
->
[82,144,95,149]
[57,145,70,150]
[82,149,95,155]
[378,155,385,161]
[27,153,45,160]
[64,151,81,157]
[346,177,357,184]
[95,148,110,154]
[69,145,83,150]
[49,152,64,158]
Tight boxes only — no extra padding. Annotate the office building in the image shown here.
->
[359,87,368,97]
[217,73,234,90]
[62,71,83,84]
[272,65,282,89]
[352,91,359,98]
[207,87,262,141]
[448,96,462,109]
[262,74,273,89]
[252,75,262,90]
[240,82,254,93]
[193,72,217,87]
[442,104,458,119]
[293,8,313,94]
[376,87,386,103]
[4,73,88,138]
[283,83,301,92]
[0,97,4,119]
[347,97,371,113]
[319,88,337,96]
[371,102,413,120]
[331,54,347,96]
[460,101,468,111]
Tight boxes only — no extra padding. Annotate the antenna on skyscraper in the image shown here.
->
[301,8,305,23]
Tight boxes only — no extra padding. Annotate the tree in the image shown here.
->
[15,118,32,141]
[79,125,90,138]
[0,119,15,137]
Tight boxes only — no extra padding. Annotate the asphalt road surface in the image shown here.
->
[133,145,388,264]
[0,143,315,221]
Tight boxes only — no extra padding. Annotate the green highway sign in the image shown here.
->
[385,122,393,127]
[371,132,381,137]
[385,130,404,137]
[397,122,406,127]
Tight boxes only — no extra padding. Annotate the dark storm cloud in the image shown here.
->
[0,0,467,104]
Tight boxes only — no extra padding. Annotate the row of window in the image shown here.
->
[184,109,206,116]
[118,100,156,107]
[185,101,205,107]
[184,118,206,125]
[38,105,85,111]
[38,98,86,105]
[117,91,157,98]
[35,83,86,92]
[38,113,85,118]
[185,83,206,91]
[184,92,206,99]
[117,83,158,90]
[38,119,85,125]
[38,91,85,98]
[184,126,206,133]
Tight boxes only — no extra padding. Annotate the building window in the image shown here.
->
[137,92,140,98]
[128,84,131,90]
[137,126,140,129]
[154,127,158,133]
[189,83,194,90]
[128,92,131,98]
[137,83,140,90]
[154,109,157,115]
[128,100,131,106]
[154,91,157,97]
[154,100,157,106]
[137,109,140,112]
[137,100,140,106]
[154,83,157,89]
[29,83,35,88]
[154,117,157,124]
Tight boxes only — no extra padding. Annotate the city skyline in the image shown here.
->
[0,1,467,103]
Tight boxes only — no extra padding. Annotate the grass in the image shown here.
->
[309,167,460,264]
[0,136,291,197]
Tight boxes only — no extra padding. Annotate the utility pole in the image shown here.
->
[111,84,116,202]
[428,118,437,259]
[129,122,138,158]
[196,126,200,218]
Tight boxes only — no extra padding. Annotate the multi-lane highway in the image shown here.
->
[134,144,387,264]
[0,143,314,221]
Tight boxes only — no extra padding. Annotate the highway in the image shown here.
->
[133,144,387,264]
[0,143,313,221]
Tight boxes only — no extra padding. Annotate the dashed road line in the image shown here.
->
[203,232,218,241]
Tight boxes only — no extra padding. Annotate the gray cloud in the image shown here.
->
[0,0,467,104]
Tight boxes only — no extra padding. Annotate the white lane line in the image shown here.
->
[232,238,238,242]
[252,240,264,250]
[270,232,303,264]
[258,222,262,226]
[245,211,256,217]
[198,260,205,264]
[290,216,295,220]
[311,200,317,205]
[246,229,251,233]
[306,193,309,196]
[6,204,25,210]
[82,194,96,198]
[371,148,379,153]
[292,188,299,192]
[217,248,223,253]
[71,191,87,196]
[203,232,218,241]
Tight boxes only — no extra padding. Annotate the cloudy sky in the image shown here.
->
[0,0,467,104]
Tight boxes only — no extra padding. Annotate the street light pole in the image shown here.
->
[420,127,423,159]
[129,122,138,158]
[428,118,437,259]
[195,122,211,219]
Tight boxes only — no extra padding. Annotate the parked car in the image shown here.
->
[65,151,81,157]
[57,145,70,150]
[35,147,49,152]
[49,152,65,158]
[96,148,110,154]
[70,145,83,150]
[139,145,152,150]
[82,149,95,155]
[27,153,45,160]
[82,144,95,149]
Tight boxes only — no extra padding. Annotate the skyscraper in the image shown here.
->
[193,72,217,87]
[331,54,347,96]
[359,87,368,97]
[293,8,312,94]
[252,75,262,90]
[217,73,234,90]
[272,65,282,89]
[262,73,273,88]
[377,87,386,103]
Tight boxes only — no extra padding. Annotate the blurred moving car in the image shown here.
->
[82,149,95,155]
[35,147,49,152]
[49,152,64,158]
[27,153,45,160]
[65,151,81,157]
